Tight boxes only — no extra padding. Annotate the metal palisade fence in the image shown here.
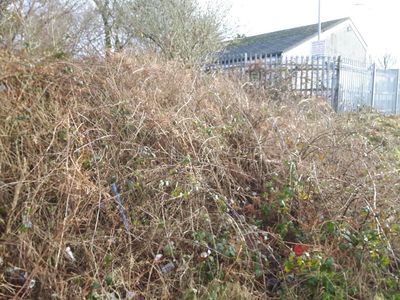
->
[209,53,400,115]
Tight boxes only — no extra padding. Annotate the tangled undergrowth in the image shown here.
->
[0,51,399,299]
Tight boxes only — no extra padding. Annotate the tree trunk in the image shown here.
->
[102,14,112,51]
[94,0,112,55]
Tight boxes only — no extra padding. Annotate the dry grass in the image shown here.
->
[0,51,399,299]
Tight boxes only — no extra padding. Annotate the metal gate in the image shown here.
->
[213,53,400,115]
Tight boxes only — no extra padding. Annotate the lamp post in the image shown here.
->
[318,0,321,41]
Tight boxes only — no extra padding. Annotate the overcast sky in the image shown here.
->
[213,0,399,65]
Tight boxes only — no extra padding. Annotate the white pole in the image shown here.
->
[318,0,321,41]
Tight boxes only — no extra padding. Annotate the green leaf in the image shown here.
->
[182,155,191,165]
[283,259,294,273]
[90,281,101,290]
[380,255,390,267]
[105,275,113,286]
[260,204,271,217]
[391,223,400,234]
[163,243,175,257]
[276,222,289,237]
[323,221,336,235]
[104,254,113,266]
[321,257,334,272]
[306,275,319,287]
[223,245,236,258]
[339,242,353,251]
[82,159,92,170]
[18,224,27,233]
[57,129,67,142]
[255,264,263,278]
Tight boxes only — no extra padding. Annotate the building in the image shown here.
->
[221,18,367,63]
[214,19,400,115]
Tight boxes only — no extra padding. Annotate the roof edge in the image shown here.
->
[347,18,368,48]
[282,17,350,53]
[233,17,349,45]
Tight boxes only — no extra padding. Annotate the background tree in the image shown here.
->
[0,0,230,63]
[378,53,397,70]
[89,0,142,54]
[128,0,229,64]
[0,1,12,24]
[0,0,84,57]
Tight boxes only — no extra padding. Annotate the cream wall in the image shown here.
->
[283,19,367,62]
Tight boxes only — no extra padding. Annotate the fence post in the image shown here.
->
[395,69,400,115]
[333,56,341,112]
[371,63,376,108]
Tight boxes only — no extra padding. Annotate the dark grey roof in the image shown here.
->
[222,18,349,56]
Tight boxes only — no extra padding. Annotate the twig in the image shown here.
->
[5,153,27,235]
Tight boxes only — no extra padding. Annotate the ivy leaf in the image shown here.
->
[323,221,336,235]
[321,257,334,272]
[255,264,263,278]
[105,275,113,286]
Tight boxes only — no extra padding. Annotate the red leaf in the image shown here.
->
[294,244,308,256]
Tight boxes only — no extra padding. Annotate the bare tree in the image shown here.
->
[89,0,137,55]
[128,0,229,64]
[378,53,397,70]
[0,1,12,22]
[92,0,113,51]
[0,0,84,57]
[1,0,230,62]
